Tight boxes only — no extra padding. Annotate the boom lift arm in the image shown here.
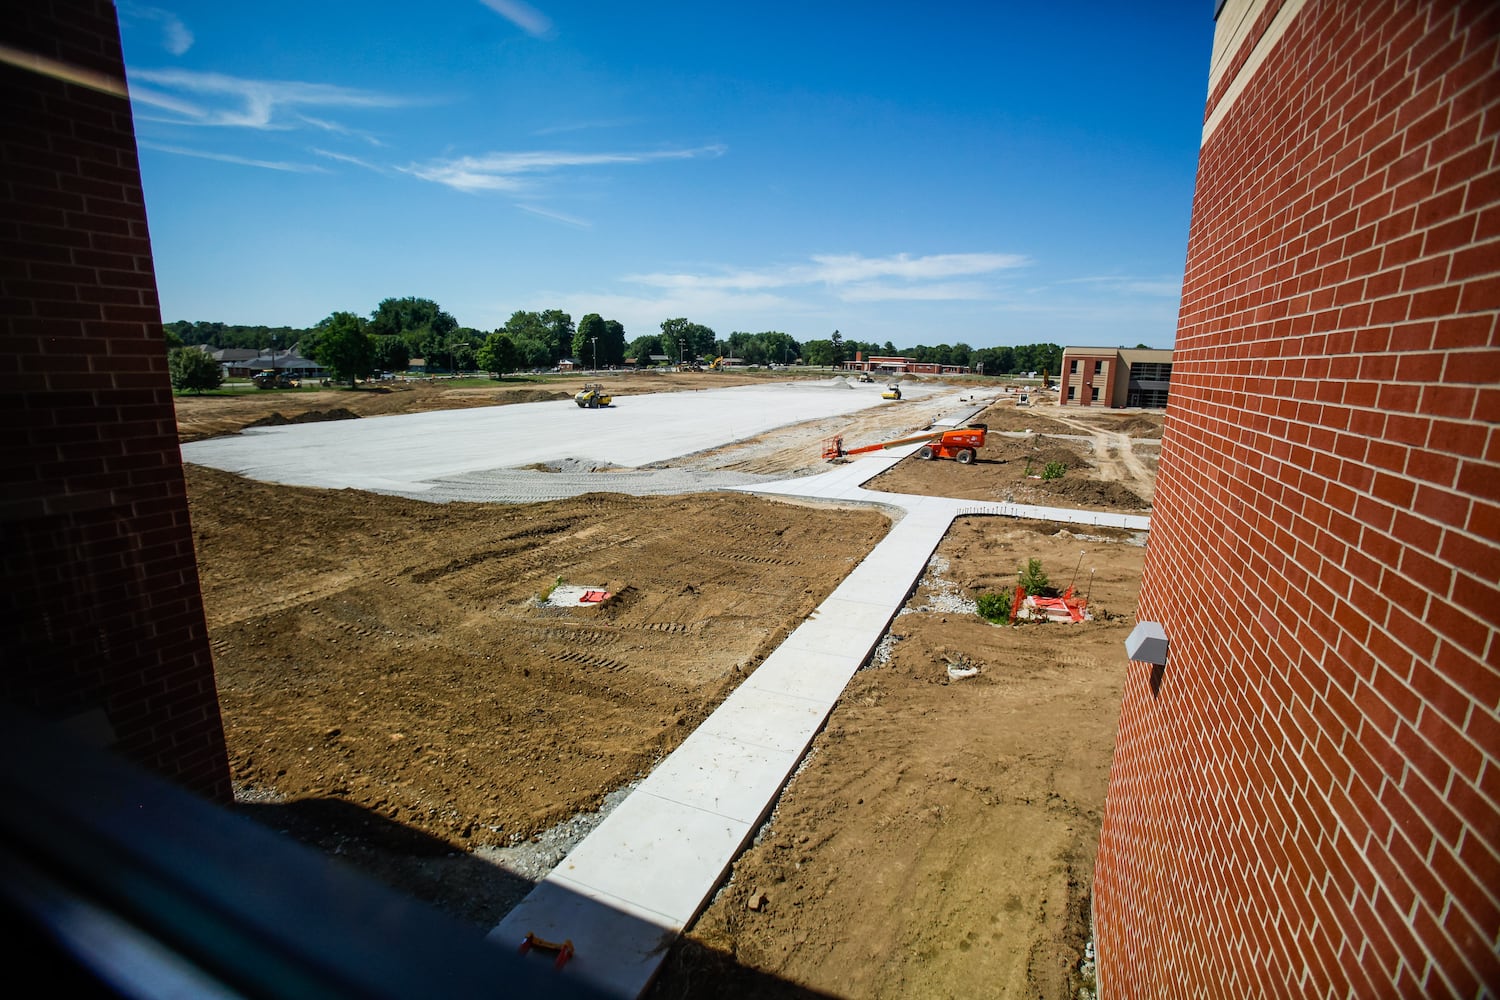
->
[822,424,987,464]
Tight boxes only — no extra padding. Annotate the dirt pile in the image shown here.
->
[244,407,361,428]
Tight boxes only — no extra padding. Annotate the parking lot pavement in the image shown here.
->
[180,381,921,494]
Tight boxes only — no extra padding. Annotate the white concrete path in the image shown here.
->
[489,427,1148,996]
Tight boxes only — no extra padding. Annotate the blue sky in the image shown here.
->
[118,2,1214,348]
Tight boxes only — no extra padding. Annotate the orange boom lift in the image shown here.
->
[822,423,988,464]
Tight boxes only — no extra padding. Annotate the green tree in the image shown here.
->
[660,317,716,364]
[164,325,185,351]
[802,339,834,367]
[476,332,517,377]
[372,336,409,373]
[167,346,222,394]
[602,319,627,367]
[312,311,374,387]
[541,309,574,362]
[830,329,846,366]
[1018,558,1050,596]
[574,313,606,369]
[369,297,457,340]
[628,334,663,365]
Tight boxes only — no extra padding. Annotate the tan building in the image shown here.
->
[1058,347,1172,407]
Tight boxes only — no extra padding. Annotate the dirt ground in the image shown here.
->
[653,520,1143,1000]
[176,376,1161,997]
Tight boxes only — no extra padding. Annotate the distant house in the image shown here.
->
[408,357,427,373]
[558,358,582,371]
[1058,347,1173,408]
[199,346,324,380]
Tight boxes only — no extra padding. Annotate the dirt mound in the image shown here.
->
[1030,442,1091,469]
[1113,415,1164,436]
[1010,476,1149,510]
[244,407,360,428]
[496,389,574,404]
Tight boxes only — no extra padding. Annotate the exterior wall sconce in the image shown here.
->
[1125,621,1169,665]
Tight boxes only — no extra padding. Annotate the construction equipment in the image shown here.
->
[881,383,902,400]
[822,423,987,464]
[252,369,299,389]
[574,383,612,408]
[857,372,874,383]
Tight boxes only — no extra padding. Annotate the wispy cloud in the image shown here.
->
[517,203,592,228]
[404,144,727,193]
[298,114,385,146]
[1055,275,1182,297]
[477,0,555,39]
[311,148,388,174]
[128,68,417,130]
[138,140,328,173]
[122,4,194,55]
[533,118,638,136]
[627,252,1029,302]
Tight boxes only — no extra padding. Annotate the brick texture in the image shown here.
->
[1095,1,1499,996]
[1,2,230,800]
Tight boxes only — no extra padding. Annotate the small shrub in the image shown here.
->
[1018,558,1049,596]
[539,575,563,602]
[1041,461,1067,480]
[976,590,1013,623]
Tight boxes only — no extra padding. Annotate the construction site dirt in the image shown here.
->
[177,375,1159,998]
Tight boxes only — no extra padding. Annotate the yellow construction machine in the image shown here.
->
[574,383,612,408]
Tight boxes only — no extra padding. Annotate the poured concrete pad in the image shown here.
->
[180,381,928,494]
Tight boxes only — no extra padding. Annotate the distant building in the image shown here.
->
[1057,347,1172,408]
[839,355,971,376]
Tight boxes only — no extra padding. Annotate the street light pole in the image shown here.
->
[591,336,598,372]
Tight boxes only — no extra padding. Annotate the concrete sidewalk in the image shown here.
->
[489,437,1148,996]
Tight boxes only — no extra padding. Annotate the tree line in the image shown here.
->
[166,297,1071,390]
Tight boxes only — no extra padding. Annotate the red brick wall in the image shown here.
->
[1095,1,1499,995]
[1,2,230,800]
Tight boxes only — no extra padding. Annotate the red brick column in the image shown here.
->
[1,2,230,800]
[1095,0,1499,995]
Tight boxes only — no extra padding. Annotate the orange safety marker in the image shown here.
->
[519,931,575,970]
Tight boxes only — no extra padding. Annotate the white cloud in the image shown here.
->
[838,281,991,302]
[1055,275,1182,297]
[128,68,416,130]
[477,0,555,38]
[626,252,1029,301]
[807,252,1029,284]
[122,5,194,55]
[517,203,592,228]
[404,145,727,194]
[138,140,327,173]
[311,148,387,173]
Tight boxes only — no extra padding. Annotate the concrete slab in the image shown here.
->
[637,730,796,825]
[181,382,917,493]
[548,791,753,925]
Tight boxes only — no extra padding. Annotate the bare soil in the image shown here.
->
[177,379,1158,997]
[653,520,1142,1000]
[866,398,1160,510]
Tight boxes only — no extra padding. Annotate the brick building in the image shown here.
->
[840,354,971,375]
[1058,347,1174,407]
[1095,1,1499,996]
[1,3,230,799]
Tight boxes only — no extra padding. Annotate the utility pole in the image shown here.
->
[591,336,598,372]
